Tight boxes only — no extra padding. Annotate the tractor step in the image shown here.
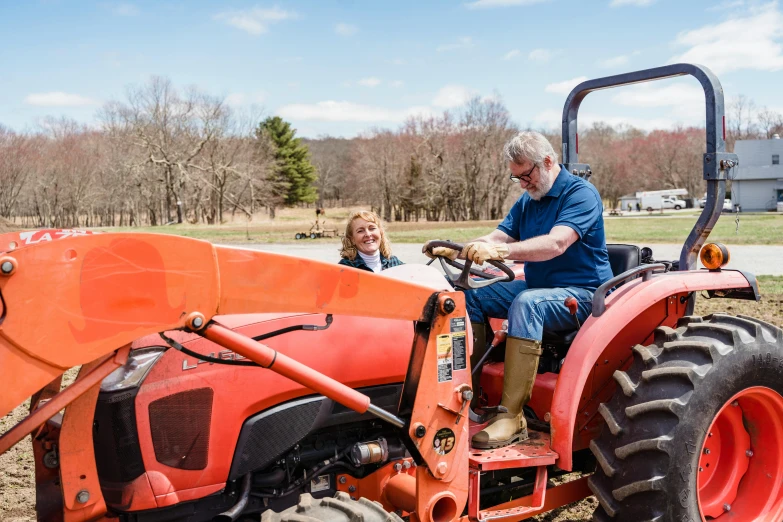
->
[468,465,548,521]
[467,431,556,521]
[468,430,557,471]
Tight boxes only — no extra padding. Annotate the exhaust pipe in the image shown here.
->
[214,473,252,522]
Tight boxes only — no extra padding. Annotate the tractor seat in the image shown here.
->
[539,244,641,369]
[606,244,642,279]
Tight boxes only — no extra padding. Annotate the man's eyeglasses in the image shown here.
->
[509,164,537,183]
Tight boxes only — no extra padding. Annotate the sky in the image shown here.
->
[2,0,783,138]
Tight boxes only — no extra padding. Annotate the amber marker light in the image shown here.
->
[700,243,730,270]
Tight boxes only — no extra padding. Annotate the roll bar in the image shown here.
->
[561,63,739,271]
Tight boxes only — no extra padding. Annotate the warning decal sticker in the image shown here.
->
[437,334,452,382]
[450,317,467,371]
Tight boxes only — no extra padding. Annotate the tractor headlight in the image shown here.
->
[100,348,166,392]
[700,242,730,270]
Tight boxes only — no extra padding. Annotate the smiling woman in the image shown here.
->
[338,210,404,272]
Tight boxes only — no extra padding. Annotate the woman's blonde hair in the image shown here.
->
[339,210,393,260]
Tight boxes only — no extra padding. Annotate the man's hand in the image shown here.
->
[422,241,459,261]
[462,242,510,265]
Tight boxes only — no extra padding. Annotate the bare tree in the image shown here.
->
[0,127,37,219]
[118,77,220,223]
[727,94,757,150]
[306,137,354,207]
[756,107,783,139]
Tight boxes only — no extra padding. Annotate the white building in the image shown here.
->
[733,136,783,212]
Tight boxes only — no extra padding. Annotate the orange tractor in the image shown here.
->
[2,64,782,522]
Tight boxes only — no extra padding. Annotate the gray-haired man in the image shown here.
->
[424,131,613,449]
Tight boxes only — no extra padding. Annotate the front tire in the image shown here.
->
[589,313,783,521]
[261,493,403,522]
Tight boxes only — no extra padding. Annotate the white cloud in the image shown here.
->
[669,2,783,73]
[437,37,474,52]
[390,58,406,65]
[103,2,139,16]
[610,0,656,6]
[544,76,588,95]
[358,77,381,87]
[24,92,98,107]
[503,49,521,60]
[528,48,553,62]
[391,80,405,88]
[214,6,297,36]
[335,23,358,36]
[432,85,477,108]
[465,0,549,8]
[598,54,630,68]
[276,101,432,122]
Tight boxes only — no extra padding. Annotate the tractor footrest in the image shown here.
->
[468,431,557,471]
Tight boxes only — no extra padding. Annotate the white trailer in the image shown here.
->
[638,189,688,211]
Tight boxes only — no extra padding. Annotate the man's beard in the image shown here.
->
[526,168,555,200]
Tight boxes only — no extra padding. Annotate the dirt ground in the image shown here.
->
[2,288,781,521]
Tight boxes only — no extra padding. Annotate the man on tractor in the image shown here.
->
[424,130,613,449]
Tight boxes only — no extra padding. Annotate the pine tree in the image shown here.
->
[257,117,318,206]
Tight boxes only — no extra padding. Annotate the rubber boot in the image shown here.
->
[471,336,542,449]
[469,322,488,409]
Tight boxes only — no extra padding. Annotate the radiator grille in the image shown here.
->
[93,389,145,483]
[149,388,213,470]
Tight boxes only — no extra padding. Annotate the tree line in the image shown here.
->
[0,77,316,228]
[2,77,781,228]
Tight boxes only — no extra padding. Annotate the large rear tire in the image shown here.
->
[261,493,403,522]
[589,313,783,521]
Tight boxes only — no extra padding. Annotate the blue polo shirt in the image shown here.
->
[497,166,613,292]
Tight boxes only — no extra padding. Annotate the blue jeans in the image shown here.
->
[463,280,594,340]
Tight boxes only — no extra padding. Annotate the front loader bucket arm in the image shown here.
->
[0,233,437,419]
[0,232,473,522]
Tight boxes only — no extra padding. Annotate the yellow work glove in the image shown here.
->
[423,241,460,261]
[462,242,510,265]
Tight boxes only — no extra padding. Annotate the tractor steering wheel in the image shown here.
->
[426,240,515,290]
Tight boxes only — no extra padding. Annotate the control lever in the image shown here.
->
[472,321,508,376]
[564,297,581,329]
[469,321,509,424]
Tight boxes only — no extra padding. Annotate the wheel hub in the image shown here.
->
[697,386,783,521]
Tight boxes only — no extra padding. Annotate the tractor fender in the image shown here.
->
[550,268,754,471]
